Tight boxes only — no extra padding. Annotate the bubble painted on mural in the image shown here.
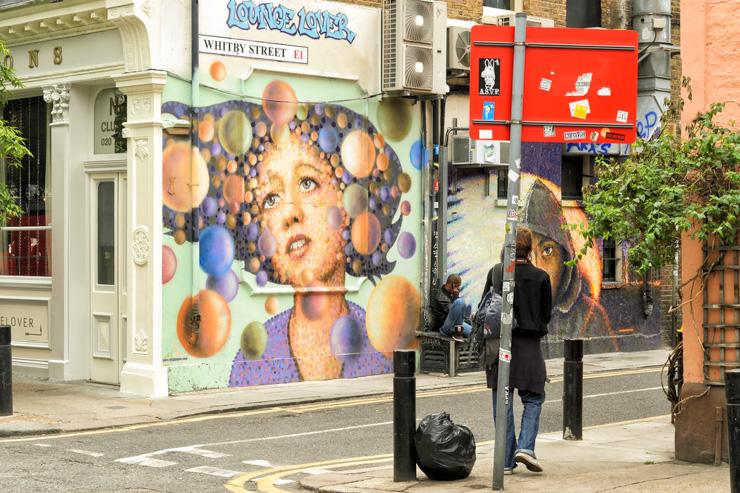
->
[162,142,210,212]
[258,229,277,258]
[330,315,362,360]
[351,211,381,255]
[262,80,298,125]
[162,245,177,284]
[326,205,344,229]
[223,174,245,212]
[341,131,376,179]
[366,276,420,353]
[377,98,412,141]
[397,232,416,259]
[198,115,215,142]
[177,290,231,358]
[318,127,339,153]
[240,321,268,360]
[206,269,239,303]
[199,225,234,277]
[398,173,412,193]
[410,139,429,170]
[265,296,279,315]
[209,61,226,81]
[218,110,253,156]
[342,184,369,219]
[300,286,328,321]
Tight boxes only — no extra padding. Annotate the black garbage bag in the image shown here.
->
[413,412,476,480]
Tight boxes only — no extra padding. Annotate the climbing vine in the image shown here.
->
[570,94,740,276]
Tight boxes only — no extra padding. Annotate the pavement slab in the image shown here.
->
[298,416,730,493]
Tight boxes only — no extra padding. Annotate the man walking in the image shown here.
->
[430,274,471,342]
[487,227,552,474]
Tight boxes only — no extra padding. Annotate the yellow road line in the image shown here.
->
[223,454,392,492]
[259,457,393,493]
[1,367,664,443]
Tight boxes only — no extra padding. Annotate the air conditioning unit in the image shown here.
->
[450,135,509,166]
[447,26,470,73]
[383,0,448,95]
[484,14,555,28]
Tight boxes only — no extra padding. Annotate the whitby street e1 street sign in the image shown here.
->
[469,25,638,144]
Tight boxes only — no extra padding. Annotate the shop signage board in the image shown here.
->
[199,0,380,94]
[469,25,638,144]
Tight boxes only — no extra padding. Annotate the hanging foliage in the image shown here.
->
[0,41,31,225]
[569,89,740,276]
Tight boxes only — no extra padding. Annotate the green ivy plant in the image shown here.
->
[0,41,31,225]
[569,90,740,276]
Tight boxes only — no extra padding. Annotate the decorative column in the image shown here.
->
[115,70,167,397]
[44,84,72,380]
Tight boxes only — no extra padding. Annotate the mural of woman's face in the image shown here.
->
[530,231,565,300]
[257,137,347,287]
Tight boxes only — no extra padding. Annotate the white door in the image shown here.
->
[89,173,126,384]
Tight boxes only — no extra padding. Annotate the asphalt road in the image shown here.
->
[0,367,669,493]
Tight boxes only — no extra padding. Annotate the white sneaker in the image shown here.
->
[515,451,543,472]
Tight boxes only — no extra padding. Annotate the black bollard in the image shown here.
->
[393,350,416,482]
[726,369,740,493]
[0,325,12,416]
[563,339,583,440]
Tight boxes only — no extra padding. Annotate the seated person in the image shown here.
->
[429,274,472,342]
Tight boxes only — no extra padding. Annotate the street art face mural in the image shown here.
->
[161,80,422,390]
[448,143,662,357]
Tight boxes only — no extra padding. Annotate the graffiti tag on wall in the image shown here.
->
[226,0,357,43]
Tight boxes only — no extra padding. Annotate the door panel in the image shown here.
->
[89,174,125,384]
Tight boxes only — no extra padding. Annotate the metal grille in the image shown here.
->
[703,231,740,386]
[382,0,398,90]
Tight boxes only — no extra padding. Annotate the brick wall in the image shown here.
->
[333,0,482,20]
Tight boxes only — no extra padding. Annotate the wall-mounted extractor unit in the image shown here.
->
[446,26,471,74]
[484,13,555,28]
[450,135,510,166]
[383,0,448,95]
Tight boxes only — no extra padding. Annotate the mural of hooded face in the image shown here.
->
[522,179,581,313]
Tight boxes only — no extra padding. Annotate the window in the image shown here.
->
[566,0,602,28]
[602,239,618,282]
[561,154,595,201]
[0,96,51,277]
[495,167,508,200]
[484,0,511,8]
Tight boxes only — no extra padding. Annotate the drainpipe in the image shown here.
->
[632,0,679,139]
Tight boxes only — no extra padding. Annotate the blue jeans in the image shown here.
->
[440,298,472,337]
[491,387,545,469]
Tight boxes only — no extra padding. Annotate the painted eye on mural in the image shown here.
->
[298,177,318,193]
[262,193,282,210]
[543,246,554,257]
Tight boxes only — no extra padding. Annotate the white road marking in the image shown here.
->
[544,386,664,405]
[198,421,394,448]
[274,478,295,485]
[171,446,230,458]
[116,456,177,468]
[67,449,104,457]
[242,459,272,467]
[303,469,333,475]
[185,466,243,478]
[33,443,51,448]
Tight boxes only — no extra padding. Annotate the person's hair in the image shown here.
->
[446,274,461,286]
[515,226,532,258]
[161,99,404,284]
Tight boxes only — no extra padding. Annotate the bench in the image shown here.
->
[416,329,482,377]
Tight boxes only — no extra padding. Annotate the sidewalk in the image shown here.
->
[0,349,669,437]
[299,415,730,492]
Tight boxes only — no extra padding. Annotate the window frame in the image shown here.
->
[0,95,52,280]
